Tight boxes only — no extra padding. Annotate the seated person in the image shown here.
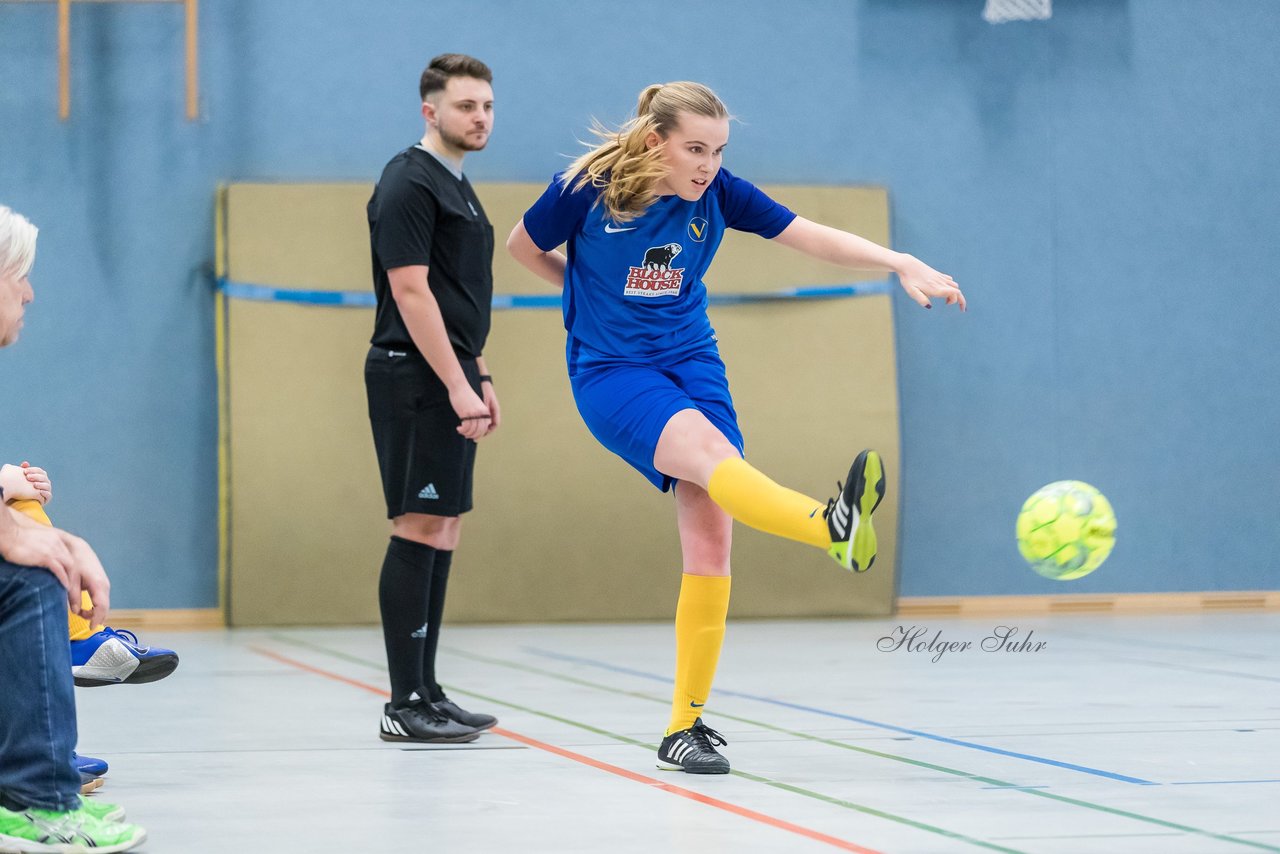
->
[1,462,179,687]
[3,463,179,795]
[0,204,146,851]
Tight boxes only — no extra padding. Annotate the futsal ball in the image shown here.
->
[1016,481,1117,580]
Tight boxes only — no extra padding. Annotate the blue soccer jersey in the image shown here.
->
[521,167,795,360]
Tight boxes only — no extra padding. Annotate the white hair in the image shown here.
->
[0,205,39,279]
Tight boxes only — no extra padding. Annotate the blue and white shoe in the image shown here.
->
[75,753,108,780]
[71,628,179,687]
[76,752,108,794]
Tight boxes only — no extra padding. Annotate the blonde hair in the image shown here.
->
[564,82,729,224]
[0,205,38,280]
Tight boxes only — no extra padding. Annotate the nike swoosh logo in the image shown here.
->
[690,701,704,707]
[603,224,636,233]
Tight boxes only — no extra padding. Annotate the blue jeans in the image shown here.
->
[0,559,80,812]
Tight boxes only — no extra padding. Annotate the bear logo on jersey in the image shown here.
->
[625,243,684,298]
[642,243,682,270]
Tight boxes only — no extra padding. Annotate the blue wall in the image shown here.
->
[1,0,1276,606]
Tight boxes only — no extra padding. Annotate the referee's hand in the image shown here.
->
[480,382,501,437]
[450,386,492,440]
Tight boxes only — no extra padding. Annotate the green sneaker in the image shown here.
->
[76,795,125,824]
[0,803,145,853]
[824,449,886,572]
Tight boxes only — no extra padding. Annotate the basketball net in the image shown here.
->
[982,0,1052,23]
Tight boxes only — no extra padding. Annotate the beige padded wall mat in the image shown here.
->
[221,182,899,625]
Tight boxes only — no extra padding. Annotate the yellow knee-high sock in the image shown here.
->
[68,594,97,639]
[706,457,829,549]
[67,601,97,640]
[667,573,731,735]
[9,498,97,640]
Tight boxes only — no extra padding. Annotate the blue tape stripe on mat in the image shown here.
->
[216,279,891,309]
[219,281,376,307]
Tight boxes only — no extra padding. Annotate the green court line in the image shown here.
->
[268,634,1026,854]
[460,645,1280,853]
[441,645,1280,852]
[274,632,1280,851]
[274,634,1280,852]
[275,634,1279,854]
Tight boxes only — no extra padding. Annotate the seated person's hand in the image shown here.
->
[0,523,74,588]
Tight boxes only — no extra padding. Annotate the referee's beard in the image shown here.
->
[439,126,489,153]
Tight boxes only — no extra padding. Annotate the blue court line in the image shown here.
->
[1112,658,1280,684]
[1171,780,1280,786]
[1050,629,1277,662]
[216,278,891,309]
[522,646,1159,786]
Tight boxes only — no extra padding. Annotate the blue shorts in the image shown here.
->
[568,338,744,492]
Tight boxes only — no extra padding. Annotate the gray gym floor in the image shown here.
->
[78,613,1280,853]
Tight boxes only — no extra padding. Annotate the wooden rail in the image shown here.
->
[3,0,198,120]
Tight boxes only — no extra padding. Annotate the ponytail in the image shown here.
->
[563,82,729,224]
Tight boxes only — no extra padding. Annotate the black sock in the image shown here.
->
[378,536,436,706]
[422,550,453,702]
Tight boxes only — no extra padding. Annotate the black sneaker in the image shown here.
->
[380,699,480,744]
[433,696,497,731]
[656,718,730,774]
[824,449,886,572]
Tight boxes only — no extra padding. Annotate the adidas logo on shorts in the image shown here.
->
[418,484,439,500]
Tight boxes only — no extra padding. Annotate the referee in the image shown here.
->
[365,54,499,743]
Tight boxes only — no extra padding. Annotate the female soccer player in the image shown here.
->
[507,82,964,774]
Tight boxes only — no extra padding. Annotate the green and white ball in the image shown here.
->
[1016,481,1117,580]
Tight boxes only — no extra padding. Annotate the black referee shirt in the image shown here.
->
[368,145,494,358]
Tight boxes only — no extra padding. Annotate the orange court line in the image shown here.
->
[249,646,883,854]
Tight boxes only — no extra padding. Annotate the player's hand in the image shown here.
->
[481,381,501,436]
[1,524,75,592]
[895,255,966,312]
[0,463,49,505]
[449,385,492,440]
[63,534,110,626]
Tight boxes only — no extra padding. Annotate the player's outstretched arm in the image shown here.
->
[506,220,567,288]
[772,216,966,311]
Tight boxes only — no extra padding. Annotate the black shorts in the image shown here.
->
[365,346,482,518]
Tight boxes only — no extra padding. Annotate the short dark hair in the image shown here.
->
[419,54,492,101]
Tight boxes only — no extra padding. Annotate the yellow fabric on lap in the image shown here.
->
[9,498,98,639]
